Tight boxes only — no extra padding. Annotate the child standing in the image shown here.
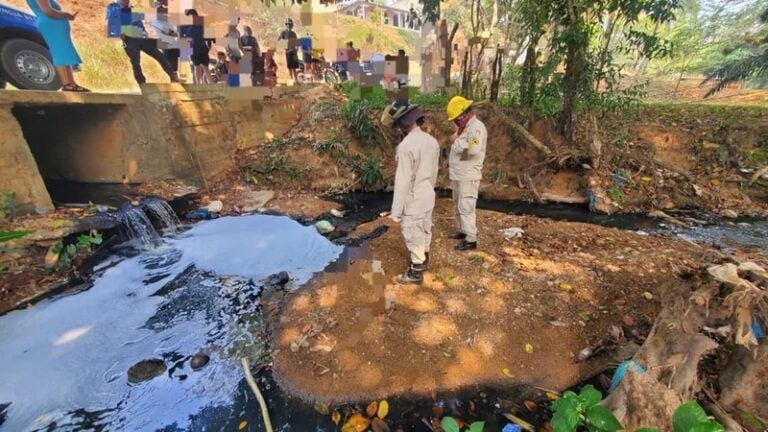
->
[264,50,278,99]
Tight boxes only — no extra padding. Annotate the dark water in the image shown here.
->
[0,194,764,431]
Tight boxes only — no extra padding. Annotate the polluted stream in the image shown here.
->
[1,195,766,431]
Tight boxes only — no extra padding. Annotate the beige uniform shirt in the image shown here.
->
[391,127,440,218]
[449,116,487,182]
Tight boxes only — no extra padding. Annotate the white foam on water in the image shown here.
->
[0,215,342,431]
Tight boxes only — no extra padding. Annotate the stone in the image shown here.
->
[127,359,167,383]
[206,200,224,213]
[239,190,275,213]
[315,220,335,234]
[720,209,739,219]
[190,352,210,370]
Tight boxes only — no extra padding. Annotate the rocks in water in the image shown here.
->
[206,200,224,213]
[190,353,210,370]
[239,190,275,213]
[330,209,345,218]
[264,271,291,288]
[185,208,214,220]
[720,209,739,219]
[314,220,335,234]
[128,359,167,383]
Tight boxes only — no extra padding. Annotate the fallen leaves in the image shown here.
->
[314,401,329,415]
[371,417,391,432]
[342,413,370,432]
[366,401,378,418]
[238,420,248,430]
[524,343,534,354]
[377,400,389,419]
[502,368,515,378]
[332,410,341,425]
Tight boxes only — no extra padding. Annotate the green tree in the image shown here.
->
[703,4,768,95]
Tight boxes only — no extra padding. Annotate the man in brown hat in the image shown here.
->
[383,102,440,284]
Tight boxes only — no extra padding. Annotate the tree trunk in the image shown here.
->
[594,11,617,92]
[559,0,587,143]
[490,46,503,101]
[461,46,472,95]
[520,32,541,110]
[442,22,459,91]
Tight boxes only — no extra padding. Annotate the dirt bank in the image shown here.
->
[229,86,768,219]
[269,198,710,402]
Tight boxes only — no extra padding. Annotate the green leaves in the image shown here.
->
[552,385,622,432]
[586,406,622,432]
[0,230,32,243]
[552,398,580,432]
[441,416,460,432]
[579,385,602,408]
[673,402,713,432]
[468,421,485,432]
[670,402,724,432]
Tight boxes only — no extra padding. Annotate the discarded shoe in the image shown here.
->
[448,232,467,240]
[397,264,425,284]
[455,240,477,251]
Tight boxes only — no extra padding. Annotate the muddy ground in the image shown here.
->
[268,199,712,403]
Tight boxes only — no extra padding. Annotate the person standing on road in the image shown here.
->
[26,0,90,91]
[277,18,298,83]
[117,0,179,85]
[446,96,487,251]
[240,26,262,85]
[151,0,180,79]
[183,9,213,84]
[383,102,440,285]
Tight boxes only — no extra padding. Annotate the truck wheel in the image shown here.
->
[0,39,61,91]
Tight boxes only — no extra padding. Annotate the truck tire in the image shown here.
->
[0,39,61,91]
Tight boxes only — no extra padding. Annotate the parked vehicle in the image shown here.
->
[296,56,340,84]
[0,1,61,90]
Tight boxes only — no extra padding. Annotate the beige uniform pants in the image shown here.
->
[401,210,433,265]
[452,180,479,243]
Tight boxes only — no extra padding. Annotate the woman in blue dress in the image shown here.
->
[25,0,90,91]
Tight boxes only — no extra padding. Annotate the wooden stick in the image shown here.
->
[241,357,274,432]
[475,101,554,156]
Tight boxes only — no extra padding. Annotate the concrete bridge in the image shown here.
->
[0,85,302,214]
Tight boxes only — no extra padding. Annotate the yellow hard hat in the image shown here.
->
[446,96,473,121]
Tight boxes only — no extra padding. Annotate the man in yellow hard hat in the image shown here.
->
[445,95,487,251]
[385,101,440,284]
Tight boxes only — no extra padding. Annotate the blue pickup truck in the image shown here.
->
[0,1,60,90]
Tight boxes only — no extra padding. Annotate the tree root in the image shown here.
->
[242,357,274,432]
[604,257,768,429]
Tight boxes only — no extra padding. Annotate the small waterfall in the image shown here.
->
[142,198,180,233]
[118,205,160,248]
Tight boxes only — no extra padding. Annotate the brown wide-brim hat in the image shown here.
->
[396,107,425,127]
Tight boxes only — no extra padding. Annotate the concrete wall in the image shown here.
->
[0,107,54,213]
[0,85,302,212]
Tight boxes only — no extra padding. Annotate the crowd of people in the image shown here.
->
[21,0,406,93]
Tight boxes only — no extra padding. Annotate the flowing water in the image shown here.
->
[118,205,160,249]
[0,215,342,431]
[143,199,181,234]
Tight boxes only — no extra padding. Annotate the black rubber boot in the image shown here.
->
[455,240,477,251]
[397,263,425,284]
[448,232,466,240]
